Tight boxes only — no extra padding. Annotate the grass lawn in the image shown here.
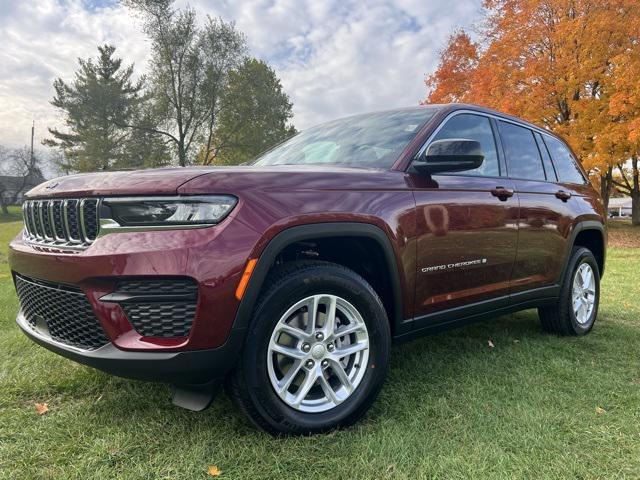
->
[1,206,639,479]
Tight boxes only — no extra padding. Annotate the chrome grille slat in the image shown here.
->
[28,202,38,237]
[21,198,100,251]
[22,203,31,235]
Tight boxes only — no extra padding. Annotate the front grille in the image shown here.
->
[15,274,109,350]
[114,278,198,338]
[22,198,100,251]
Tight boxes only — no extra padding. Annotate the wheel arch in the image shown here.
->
[232,223,404,334]
[560,221,606,281]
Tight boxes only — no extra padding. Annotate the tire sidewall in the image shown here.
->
[566,248,600,335]
[242,265,390,433]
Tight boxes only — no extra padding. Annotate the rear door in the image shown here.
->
[497,121,581,295]
[409,112,519,322]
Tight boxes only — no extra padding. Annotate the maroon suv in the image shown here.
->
[9,104,606,434]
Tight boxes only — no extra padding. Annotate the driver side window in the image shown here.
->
[431,114,500,177]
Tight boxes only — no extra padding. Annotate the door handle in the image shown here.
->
[491,186,515,201]
[555,190,572,202]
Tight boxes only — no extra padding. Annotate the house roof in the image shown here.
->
[0,173,45,191]
[609,197,632,208]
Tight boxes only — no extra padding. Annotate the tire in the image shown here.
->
[538,246,600,336]
[227,260,390,435]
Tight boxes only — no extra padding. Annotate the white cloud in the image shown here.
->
[0,0,481,149]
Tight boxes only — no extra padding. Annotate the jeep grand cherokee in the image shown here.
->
[9,104,606,434]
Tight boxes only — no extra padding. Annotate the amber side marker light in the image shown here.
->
[235,258,258,300]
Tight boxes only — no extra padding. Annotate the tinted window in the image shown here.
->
[534,132,557,181]
[253,108,438,169]
[431,114,500,177]
[543,135,586,184]
[498,121,545,181]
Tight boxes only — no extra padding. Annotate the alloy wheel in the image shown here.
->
[266,294,370,413]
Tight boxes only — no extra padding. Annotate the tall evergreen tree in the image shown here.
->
[44,45,152,172]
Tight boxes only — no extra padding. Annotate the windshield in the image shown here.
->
[253,108,439,169]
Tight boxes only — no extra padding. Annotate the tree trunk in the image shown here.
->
[0,198,9,215]
[600,166,613,212]
[632,157,640,226]
[178,136,186,167]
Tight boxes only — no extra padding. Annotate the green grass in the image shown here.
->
[1,214,639,479]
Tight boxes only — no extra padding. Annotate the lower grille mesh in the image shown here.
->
[115,278,198,338]
[15,275,108,350]
[123,302,197,337]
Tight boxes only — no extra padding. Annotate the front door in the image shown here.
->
[409,112,519,324]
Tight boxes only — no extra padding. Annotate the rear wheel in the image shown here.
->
[538,247,600,336]
[227,261,390,435]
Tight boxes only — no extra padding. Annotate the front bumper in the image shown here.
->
[17,311,244,384]
[9,215,261,352]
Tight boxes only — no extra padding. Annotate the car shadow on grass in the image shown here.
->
[82,309,586,436]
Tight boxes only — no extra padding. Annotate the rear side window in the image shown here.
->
[431,113,500,177]
[498,121,546,181]
[534,132,557,181]
[543,135,586,184]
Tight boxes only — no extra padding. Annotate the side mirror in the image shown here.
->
[415,139,484,174]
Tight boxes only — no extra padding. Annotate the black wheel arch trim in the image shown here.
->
[232,222,404,333]
[559,220,606,281]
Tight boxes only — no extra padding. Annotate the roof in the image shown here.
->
[609,197,632,208]
[0,173,45,191]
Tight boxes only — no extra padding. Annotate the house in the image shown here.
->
[0,172,46,205]
[608,197,632,217]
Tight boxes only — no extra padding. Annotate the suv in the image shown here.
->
[9,104,606,435]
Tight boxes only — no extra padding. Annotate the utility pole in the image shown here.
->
[30,121,35,163]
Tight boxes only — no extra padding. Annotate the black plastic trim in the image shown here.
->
[395,286,560,343]
[560,221,606,279]
[17,311,243,384]
[233,222,404,332]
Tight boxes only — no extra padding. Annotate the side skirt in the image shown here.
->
[393,285,559,343]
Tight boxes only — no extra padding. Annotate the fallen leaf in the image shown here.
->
[595,406,606,414]
[35,403,49,415]
[207,465,222,477]
[488,340,495,348]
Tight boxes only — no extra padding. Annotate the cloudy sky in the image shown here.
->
[0,0,482,149]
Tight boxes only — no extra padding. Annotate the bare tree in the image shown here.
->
[124,1,246,166]
[0,147,44,214]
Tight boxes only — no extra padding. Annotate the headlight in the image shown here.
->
[103,196,237,227]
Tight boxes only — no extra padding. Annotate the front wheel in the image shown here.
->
[538,247,600,336]
[227,261,390,435]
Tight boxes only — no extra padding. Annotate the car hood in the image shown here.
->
[27,165,396,198]
[25,167,215,198]
[179,165,399,194]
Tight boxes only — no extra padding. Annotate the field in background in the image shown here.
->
[1,208,639,479]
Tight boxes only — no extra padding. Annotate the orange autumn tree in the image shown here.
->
[608,39,640,225]
[423,0,640,217]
